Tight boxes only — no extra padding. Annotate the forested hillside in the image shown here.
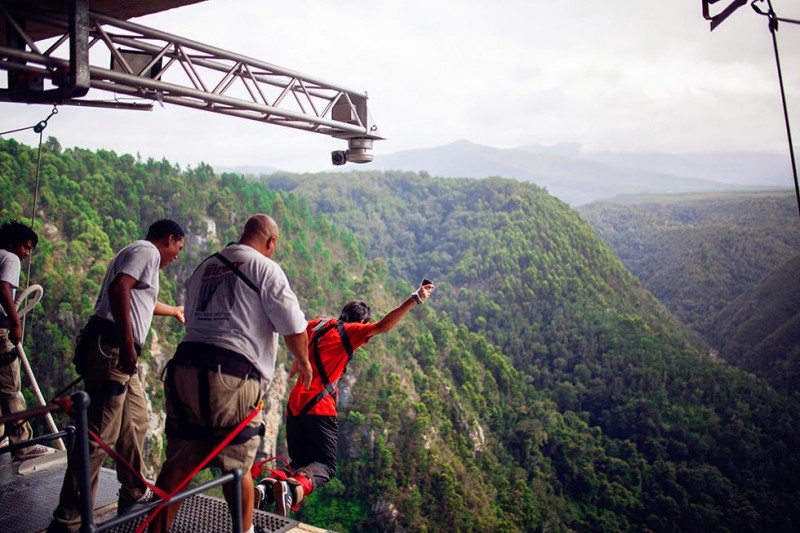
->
[2,140,800,531]
[263,170,800,531]
[706,252,800,396]
[576,191,800,333]
[577,192,800,395]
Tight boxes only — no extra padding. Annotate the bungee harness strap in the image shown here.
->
[188,248,260,294]
[163,344,263,444]
[87,427,171,501]
[251,454,294,480]
[212,252,259,293]
[135,401,264,533]
[291,320,354,417]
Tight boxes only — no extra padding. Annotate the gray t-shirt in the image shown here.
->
[93,240,161,345]
[0,249,21,317]
[182,243,306,381]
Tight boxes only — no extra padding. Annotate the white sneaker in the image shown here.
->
[118,488,157,515]
[12,444,55,461]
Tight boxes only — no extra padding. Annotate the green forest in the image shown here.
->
[578,192,800,397]
[708,253,800,396]
[577,192,800,337]
[2,138,800,532]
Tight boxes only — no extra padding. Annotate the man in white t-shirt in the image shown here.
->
[49,219,186,533]
[0,220,53,460]
[152,213,313,533]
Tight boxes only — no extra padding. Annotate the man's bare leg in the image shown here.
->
[151,465,188,533]
[222,471,255,532]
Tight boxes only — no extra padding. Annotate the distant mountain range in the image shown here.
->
[220,140,794,205]
[368,140,792,205]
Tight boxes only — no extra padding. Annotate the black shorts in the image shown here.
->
[285,414,339,488]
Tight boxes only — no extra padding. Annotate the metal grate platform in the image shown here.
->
[0,451,302,533]
[0,450,120,533]
[105,493,297,533]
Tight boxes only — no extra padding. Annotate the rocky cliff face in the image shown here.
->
[260,363,290,458]
[142,329,167,477]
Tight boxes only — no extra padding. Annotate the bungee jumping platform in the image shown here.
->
[0,448,330,533]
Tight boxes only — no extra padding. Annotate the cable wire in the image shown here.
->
[15,106,59,344]
[752,0,800,218]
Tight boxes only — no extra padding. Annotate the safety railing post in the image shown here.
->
[231,468,243,533]
[64,425,75,454]
[72,391,95,533]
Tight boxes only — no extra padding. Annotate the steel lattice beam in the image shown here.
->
[0,1,382,144]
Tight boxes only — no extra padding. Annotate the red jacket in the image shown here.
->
[287,318,379,416]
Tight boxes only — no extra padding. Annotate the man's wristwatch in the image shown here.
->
[411,292,423,305]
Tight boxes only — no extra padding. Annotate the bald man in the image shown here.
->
[153,214,312,533]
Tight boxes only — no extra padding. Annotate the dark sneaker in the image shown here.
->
[118,488,156,515]
[254,480,275,512]
[272,480,293,517]
[12,444,55,461]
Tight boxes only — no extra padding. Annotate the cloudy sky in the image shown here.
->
[2,0,799,172]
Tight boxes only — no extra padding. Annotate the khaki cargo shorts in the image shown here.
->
[163,364,263,473]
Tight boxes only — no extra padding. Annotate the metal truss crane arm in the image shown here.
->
[0,0,382,161]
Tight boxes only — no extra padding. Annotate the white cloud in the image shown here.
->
[2,0,799,169]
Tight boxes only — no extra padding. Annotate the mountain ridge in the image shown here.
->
[707,252,800,395]
[224,139,789,205]
[577,190,800,396]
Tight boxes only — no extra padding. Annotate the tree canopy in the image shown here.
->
[1,139,799,531]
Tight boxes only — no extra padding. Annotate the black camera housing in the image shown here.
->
[331,150,347,166]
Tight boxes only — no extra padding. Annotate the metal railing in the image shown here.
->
[0,391,245,533]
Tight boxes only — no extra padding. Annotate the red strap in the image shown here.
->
[53,396,73,415]
[291,473,314,510]
[57,394,168,500]
[135,403,264,533]
[251,455,293,480]
[87,428,171,501]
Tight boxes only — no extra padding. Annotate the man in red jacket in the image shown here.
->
[255,279,435,516]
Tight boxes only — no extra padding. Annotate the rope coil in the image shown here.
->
[14,283,43,318]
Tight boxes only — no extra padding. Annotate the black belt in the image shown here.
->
[165,342,264,444]
[172,342,260,380]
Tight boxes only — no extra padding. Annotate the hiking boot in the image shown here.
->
[12,444,54,461]
[272,481,293,517]
[117,488,156,515]
[254,479,276,512]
